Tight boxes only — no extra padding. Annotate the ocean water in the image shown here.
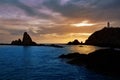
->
[0,45,119,80]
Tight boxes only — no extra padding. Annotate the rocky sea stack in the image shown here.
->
[11,32,36,46]
[85,27,120,47]
[67,39,83,45]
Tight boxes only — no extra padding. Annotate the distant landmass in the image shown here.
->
[11,32,36,46]
[67,39,83,45]
[85,22,120,47]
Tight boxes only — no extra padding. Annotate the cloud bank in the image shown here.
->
[0,0,120,43]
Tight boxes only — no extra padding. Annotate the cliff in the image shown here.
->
[85,27,120,47]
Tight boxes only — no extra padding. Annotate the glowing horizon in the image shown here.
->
[71,21,95,27]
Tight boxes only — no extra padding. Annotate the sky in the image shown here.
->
[0,0,120,43]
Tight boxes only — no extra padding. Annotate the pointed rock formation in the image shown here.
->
[11,32,36,46]
[22,32,35,45]
[23,32,32,43]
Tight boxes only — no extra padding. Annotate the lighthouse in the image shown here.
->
[107,22,110,28]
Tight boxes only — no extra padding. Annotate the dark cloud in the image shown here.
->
[0,0,120,21]
[43,0,120,22]
[0,0,37,16]
[0,26,26,36]
[1,0,119,22]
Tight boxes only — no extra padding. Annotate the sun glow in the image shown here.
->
[71,21,95,27]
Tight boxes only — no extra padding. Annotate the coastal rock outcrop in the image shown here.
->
[22,32,36,45]
[86,49,120,74]
[85,27,120,47]
[59,49,120,75]
[11,39,22,45]
[11,32,36,45]
[67,39,82,45]
[59,52,87,65]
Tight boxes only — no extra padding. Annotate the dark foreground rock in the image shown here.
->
[11,32,36,46]
[59,52,87,65]
[87,49,120,75]
[59,49,120,75]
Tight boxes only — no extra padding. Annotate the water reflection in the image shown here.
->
[69,45,101,54]
[22,46,32,79]
[22,46,33,67]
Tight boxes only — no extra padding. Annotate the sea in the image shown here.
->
[0,45,119,80]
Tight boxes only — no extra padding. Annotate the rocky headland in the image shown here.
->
[85,27,120,47]
[60,24,120,75]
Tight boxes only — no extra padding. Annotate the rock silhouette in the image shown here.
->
[59,49,120,75]
[85,27,120,47]
[22,32,36,45]
[87,49,120,75]
[67,39,82,45]
[11,32,36,45]
[11,39,22,45]
[59,52,87,65]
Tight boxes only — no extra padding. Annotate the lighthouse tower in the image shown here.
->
[107,22,110,28]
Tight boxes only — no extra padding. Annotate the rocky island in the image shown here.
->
[67,39,83,45]
[11,32,37,46]
[10,32,63,47]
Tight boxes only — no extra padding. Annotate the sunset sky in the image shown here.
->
[0,0,120,43]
